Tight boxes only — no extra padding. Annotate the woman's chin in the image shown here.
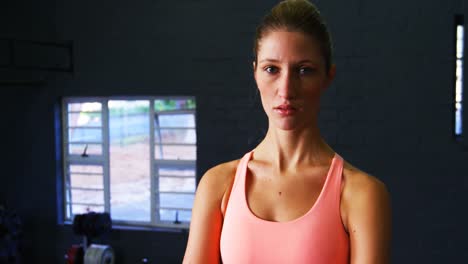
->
[272,120,304,131]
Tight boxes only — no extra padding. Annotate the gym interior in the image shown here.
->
[1,0,468,263]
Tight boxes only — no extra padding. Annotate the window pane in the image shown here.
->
[155,128,196,144]
[155,145,196,160]
[456,104,462,135]
[71,189,104,204]
[70,174,103,189]
[109,100,149,116]
[111,200,150,222]
[159,193,194,209]
[66,206,71,219]
[68,128,102,143]
[159,177,195,192]
[457,25,464,59]
[455,21,464,136]
[71,204,104,215]
[154,99,195,112]
[109,101,150,145]
[68,102,102,112]
[70,165,103,174]
[456,60,463,81]
[157,114,195,128]
[158,166,195,177]
[109,100,151,222]
[160,209,192,222]
[68,113,102,127]
[69,144,102,155]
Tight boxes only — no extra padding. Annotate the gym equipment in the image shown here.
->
[65,244,84,264]
[83,244,114,264]
[66,212,113,264]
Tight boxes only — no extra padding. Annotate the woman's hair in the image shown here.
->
[254,0,333,70]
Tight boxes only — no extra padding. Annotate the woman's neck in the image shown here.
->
[254,123,334,172]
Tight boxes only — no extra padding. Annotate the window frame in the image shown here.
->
[61,96,196,229]
[455,15,465,140]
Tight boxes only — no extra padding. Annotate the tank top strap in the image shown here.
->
[228,151,254,205]
[322,153,344,207]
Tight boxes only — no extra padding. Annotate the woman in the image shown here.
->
[183,0,391,263]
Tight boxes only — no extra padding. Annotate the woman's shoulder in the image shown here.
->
[341,160,388,195]
[197,158,241,204]
[341,159,391,228]
[340,158,392,259]
[183,159,242,263]
[202,159,240,185]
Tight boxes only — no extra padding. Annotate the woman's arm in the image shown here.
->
[183,163,236,264]
[343,172,392,264]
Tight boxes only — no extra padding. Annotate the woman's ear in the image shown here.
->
[324,64,336,89]
[252,61,257,80]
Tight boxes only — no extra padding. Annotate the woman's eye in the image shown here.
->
[299,67,314,75]
[264,66,279,74]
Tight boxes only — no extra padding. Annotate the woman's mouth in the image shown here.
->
[273,104,298,116]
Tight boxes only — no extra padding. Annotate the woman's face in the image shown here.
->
[254,30,335,131]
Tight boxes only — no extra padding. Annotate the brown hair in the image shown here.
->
[254,0,333,70]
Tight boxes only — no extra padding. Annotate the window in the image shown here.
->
[61,97,196,228]
[455,15,464,137]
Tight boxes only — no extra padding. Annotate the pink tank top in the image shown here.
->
[220,151,349,263]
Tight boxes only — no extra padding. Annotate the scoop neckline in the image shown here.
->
[242,151,338,224]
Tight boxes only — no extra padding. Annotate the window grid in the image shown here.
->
[62,99,107,220]
[152,107,196,225]
[62,97,196,228]
[102,99,111,214]
[455,16,464,137]
[149,99,158,225]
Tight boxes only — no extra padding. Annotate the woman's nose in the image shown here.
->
[277,70,297,100]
